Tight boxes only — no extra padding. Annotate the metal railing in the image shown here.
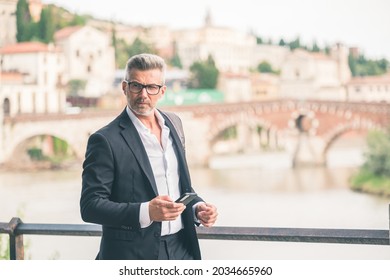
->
[1,208,389,260]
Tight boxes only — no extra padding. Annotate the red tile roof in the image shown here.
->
[349,73,390,85]
[54,25,83,41]
[0,71,24,82]
[0,42,51,54]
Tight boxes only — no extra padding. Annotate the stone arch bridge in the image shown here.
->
[1,99,389,167]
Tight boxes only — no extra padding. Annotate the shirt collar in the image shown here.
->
[126,106,166,132]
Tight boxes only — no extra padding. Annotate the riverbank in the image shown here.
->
[349,169,390,197]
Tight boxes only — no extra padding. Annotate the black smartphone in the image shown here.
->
[175,192,198,205]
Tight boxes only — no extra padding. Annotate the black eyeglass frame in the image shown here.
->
[124,80,164,95]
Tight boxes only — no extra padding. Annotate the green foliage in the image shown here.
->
[278,39,286,46]
[348,54,389,77]
[256,33,389,77]
[52,136,69,156]
[16,0,34,42]
[114,38,131,69]
[68,79,87,96]
[0,235,10,260]
[170,53,183,68]
[257,61,279,74]
[311,41,320,52]
[113,37,156,69]
[349,129,390,197]
[127,37,155,59]
[363,130,390,177]
[49,6,85,30]
[16,1,87,44]
[188,55,219,89]
[350,168,390,197]
[288,37,301,50]
[27,147,44,161]
[220,126,237,140]
[38,6,55,43]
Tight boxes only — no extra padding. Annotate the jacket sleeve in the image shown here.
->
[80,132,141,229]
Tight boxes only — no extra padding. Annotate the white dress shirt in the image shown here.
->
[126,107,183,235]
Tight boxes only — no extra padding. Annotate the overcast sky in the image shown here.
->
[42,0,390,60]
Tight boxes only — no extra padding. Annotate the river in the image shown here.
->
[0,145,389,260]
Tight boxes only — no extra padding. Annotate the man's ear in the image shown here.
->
[121,81,127,93]
[159,85,167,98]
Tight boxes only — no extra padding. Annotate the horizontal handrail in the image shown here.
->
[1,216,389,260]
[1,222,389,245]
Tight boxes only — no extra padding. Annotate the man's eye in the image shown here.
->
[133,83,142,88]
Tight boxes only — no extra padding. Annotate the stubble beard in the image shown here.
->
[129,100,155,117]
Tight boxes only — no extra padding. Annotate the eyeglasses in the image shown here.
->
[124,80,163,95]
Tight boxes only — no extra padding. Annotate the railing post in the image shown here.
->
[8,217,24,260]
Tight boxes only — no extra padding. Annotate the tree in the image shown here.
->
[111,24,119,67]
[68,79,87,96]
[311,41,320,52]
[289,37,301,50]
[257,61,273,73]
[363,130,390,177]
[16,0,34,42]
[38,6,55,43]
[348,54,389,77]
[188,55,219,89]
[170,53,182,68]
[127,37,155,58]
[256,36,263,44]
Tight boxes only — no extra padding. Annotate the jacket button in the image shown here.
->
[154,232,160,237]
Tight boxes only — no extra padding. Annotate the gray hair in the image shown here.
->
[124,53,166,83]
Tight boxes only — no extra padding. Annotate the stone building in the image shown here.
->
[0,0,17,47]
[54,25,115,97]
[0,41,66,116]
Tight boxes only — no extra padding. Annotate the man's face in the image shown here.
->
[122,69,166,117]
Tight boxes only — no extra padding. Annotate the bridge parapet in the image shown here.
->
[1,100,389,167]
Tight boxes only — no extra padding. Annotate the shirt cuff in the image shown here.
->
[192,202,205,223]
[139,202,152,228]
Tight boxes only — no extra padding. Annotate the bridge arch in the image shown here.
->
[208,112,283,154]
[322,117,382,161]
[4,127,87,165]
[8,134,77,165]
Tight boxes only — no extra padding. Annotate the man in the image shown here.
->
[80,53,218,260]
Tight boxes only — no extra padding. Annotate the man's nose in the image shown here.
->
[139,87,149,97]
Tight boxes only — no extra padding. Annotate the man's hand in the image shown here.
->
[196,203,218,227]
[149,195,186,222]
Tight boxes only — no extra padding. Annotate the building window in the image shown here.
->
[17,93,21,114]
[3,98,10,116]
[32,92,36,113]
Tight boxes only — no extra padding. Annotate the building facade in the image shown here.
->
[279,45,351,101]
[0,41,66,116]
[54,25,115,97]
[347,73,390,103]
[173,12,257,73]
[0,0,17,47]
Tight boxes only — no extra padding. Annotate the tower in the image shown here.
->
[0,0,18,47]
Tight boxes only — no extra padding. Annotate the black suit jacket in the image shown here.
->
[80,108,202,259]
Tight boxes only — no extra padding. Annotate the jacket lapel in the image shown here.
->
[118,110,159,196]
[160,111,192,193]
